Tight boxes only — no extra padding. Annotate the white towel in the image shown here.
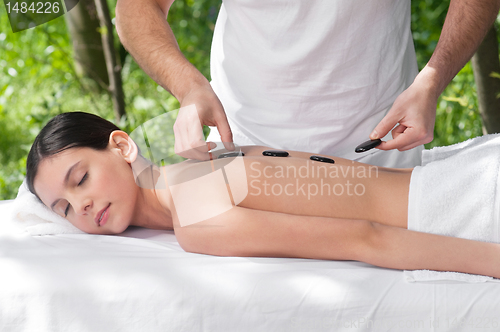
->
[4,180,84,236]
[404,133,500,283]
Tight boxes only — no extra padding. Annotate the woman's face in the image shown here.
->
[34,138,139,235]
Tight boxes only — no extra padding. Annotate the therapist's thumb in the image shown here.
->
[369,113,398,140]
[216,115,234,151]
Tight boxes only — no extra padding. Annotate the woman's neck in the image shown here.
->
[128,161,174,230]
[130,185,173,230]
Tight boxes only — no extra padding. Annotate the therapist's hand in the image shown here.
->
[369,73,438,151]
[173,83,234,160]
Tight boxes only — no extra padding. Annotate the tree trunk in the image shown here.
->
[471,25,500,134]
[65,0,109,89]
[94,0,126,122]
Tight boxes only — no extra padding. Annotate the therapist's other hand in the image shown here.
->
[369,75,438,151]
[173,84,234,160]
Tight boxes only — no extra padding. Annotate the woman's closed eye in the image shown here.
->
[63,173,88,217]
[78,172,88,186]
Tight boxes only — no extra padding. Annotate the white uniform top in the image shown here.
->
[207,0,423,167]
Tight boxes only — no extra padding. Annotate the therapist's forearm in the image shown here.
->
[419,0,500,97]
[115,0,209,102]
[366,222,500,278]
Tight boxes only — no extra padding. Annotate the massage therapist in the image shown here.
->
[115,0,500,168]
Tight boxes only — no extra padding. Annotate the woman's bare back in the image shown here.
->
[160,145,412,229]
[231,146,412,228]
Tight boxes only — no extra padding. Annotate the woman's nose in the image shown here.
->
[74,198,93,215]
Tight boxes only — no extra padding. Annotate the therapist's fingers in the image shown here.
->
[174,85,235,160]
[391,123,406,138]
[369,111,399,142]
[214,111,234,151]
[203,99,234,152]
[174,133,213,161]
[375,111,435,151]
[371,76,437,151]
[377,126,420,151]
[191,141,217,160]
[174,104,213,160]
[378,122,432,151]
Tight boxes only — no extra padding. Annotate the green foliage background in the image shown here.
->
[0,0,494,199]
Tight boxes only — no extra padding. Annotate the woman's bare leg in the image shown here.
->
[367,221,500,278]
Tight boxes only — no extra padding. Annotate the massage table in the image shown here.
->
[1,199,500,332]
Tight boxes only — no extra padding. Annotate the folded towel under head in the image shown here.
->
[5,180,84,236]
[404,133,500,283]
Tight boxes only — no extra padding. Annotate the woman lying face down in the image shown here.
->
[27,112,500,279]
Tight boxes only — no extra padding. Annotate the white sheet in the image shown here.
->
[2,200,500,332]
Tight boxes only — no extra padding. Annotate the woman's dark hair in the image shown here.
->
[26,112,120,196]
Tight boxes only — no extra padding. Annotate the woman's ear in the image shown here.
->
[109,130,138,164]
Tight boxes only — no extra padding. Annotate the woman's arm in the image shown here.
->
[174,205,372,261]
[174,206,500,278]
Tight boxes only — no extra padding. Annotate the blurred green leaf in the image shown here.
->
[490,71,500,79]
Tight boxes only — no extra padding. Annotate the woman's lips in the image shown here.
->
[96,204,111,226]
